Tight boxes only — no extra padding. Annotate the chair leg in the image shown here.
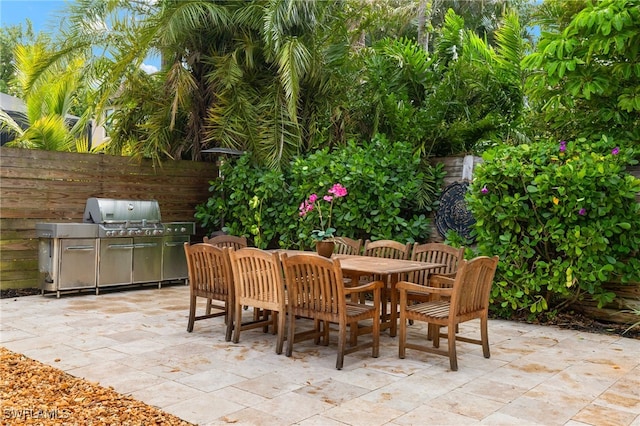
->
[447,324,458,371]
[206,298,212,315]
[286,312,296,357]
[232,303,242,343]
[187,295,197,332]
[433,325,441,348]
[336,323,346,370]
[480,316,490,358]
[349,322,358,346]
[372,315,380,359]
[224,302,233,342]
[398,310,406,359]
[275,311,286,355]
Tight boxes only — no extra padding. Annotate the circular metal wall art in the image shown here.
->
[435,181,476,242]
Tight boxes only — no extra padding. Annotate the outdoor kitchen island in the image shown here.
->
[36,198,195,298]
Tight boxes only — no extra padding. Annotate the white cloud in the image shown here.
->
[140,63,158,74]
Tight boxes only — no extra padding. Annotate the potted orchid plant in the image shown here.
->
[299,183,348,256]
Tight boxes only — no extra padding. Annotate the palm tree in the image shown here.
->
[40,0,350,167]
[0,43,91,151]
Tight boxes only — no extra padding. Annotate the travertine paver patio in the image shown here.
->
[1,284,639,425]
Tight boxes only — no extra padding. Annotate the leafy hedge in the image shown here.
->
[195,135,443,249]
[467,136,640,316]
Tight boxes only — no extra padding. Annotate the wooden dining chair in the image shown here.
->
[362,239,412,316]
[203,234,248,250]
[333,236,362,255]
[183,243,234,341]
[228,248,287,354]
[408,242,465,334]
[280,252,383,370]
[397,255,499,371]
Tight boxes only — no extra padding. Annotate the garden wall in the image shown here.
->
[0,147,218,290]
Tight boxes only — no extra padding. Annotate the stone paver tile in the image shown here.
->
[293,378,370,405]
[572,403,639,426]
[323,397,405,426]
[426,388,506,420]
[130,380,206,410]
[251,391,333,424]
[357,372,454,413]
[233,372,304,398]
[0,328,37,343]
[210,407,289,425]
[480,411,546,425]
[393,405,480,425]
[162,392,244,425]
[332,366,402,390]
[498,394,582,425]
[296,414,350,425]
[176,369,245,392]
[109,338,170,355]
[67,360,166,394]
[209,386,269,407]
[595,388,640,415]
[539,362,626,399]
[458,378,529,404]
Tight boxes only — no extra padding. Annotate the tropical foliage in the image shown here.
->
[467,137,640,316]
[195,134,439,249]
[523,0,640,143]
[347,8,529,158]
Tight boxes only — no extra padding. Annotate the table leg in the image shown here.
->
[389,273,399,337]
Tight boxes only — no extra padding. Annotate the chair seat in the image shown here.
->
[406,300,450,319]
[345,302,377,320]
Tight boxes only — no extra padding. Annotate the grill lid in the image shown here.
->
[83,198,162,224]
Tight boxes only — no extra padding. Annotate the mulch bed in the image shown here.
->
[0,347,194,425]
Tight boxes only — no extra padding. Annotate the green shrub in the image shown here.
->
[467,136,640,316]
[195,134,439,249]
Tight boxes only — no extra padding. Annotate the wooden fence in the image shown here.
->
[0,147,218,290]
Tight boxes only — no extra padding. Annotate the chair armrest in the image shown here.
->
[396,280,453,296]
[428,275,455,289]
[344,280,384,295]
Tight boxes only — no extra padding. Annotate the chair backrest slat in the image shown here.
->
[183,243,233,297]
[410,243,465,284]
[334,237,362,255]
[229,248,284,306]
[204,235,248,250]
[282,253,345,317]
[451,256,499,317]
[363,239,411,260]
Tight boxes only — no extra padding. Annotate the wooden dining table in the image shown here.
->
[272,250,445,337]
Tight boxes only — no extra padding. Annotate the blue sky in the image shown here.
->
[1,0,160,72]
[1,1,67,35]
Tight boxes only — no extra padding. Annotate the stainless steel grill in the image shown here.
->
[36,198,195,297]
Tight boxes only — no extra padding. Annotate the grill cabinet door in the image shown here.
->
[58,239,97,290]
[162,235,190,281]
[98,238,133,287]
[132,237,162,283]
